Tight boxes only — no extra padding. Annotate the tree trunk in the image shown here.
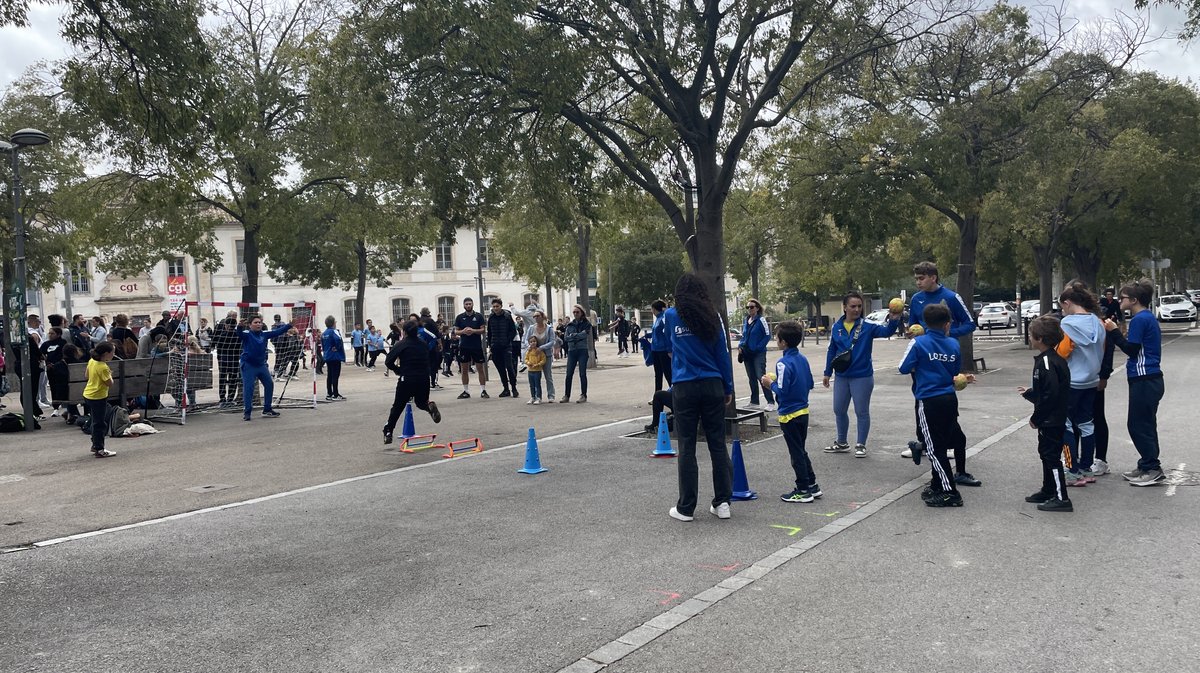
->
[1032,244,1055,315]
[544,274,553,321]
[575,218,591,313]
[750,240,760,299]
[1067,240,1102,292]
[954,213,980,372]
[241,226,260,306]
[692,192,736,398]
[355,238,368,327]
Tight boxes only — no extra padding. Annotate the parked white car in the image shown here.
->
[1020,299,1060,319]
[977,303,1015,328]
[864,309,891,325]
[1155,295,1197,322]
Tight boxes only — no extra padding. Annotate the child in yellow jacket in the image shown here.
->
[524,336,546,404]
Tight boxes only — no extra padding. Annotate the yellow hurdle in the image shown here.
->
[399,434,444,454]
[443,438,484,459]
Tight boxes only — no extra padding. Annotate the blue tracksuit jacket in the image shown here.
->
[909,285,975,339]
[738,315,771,353]
[769,347,813,417]
[897,330,961,400]
[664,308,734,395]
[823,315,901,378]
[238,324,291,367]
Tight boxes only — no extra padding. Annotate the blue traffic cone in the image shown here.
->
[517,427,548,474]
[651,412,676,458]
[730,439,757,501]
[401,402,416,439]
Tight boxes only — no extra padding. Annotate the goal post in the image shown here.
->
[151,300,320,424]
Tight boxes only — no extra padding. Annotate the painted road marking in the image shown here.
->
[1165,462,1188,497]
[770,525,804,536]
[556,417,1030,673]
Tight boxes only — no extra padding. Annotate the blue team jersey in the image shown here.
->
[898,330,961,400]
[910,285,975,339]
[769,347,813,417]
[350,329,364,347]
[1125,310,1162,378]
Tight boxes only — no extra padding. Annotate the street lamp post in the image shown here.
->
[2,128,51,433]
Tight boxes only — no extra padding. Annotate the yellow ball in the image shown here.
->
[889,298,904,313]
[953,374,968,391]
[767,373,777,382]
[907,324,925,336]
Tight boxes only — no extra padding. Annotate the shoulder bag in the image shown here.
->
[830,322,863,373]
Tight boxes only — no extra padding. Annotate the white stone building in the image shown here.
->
[28,222,582,330]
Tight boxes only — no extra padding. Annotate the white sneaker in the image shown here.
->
[901,447,913,458]
[526,398,535,405]
[765,403,777,412]
[854,443,867,457]
[50,409,61,417]
[532,398,541,405]
[709,502,731,519]
[668,507,694,522]
[744,403,761,410]
[1091,459,1109,476]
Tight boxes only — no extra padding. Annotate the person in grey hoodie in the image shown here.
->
[511,302,559,402]
[1057,282,1107,485]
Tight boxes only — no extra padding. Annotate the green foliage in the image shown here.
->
[594,192,686,308]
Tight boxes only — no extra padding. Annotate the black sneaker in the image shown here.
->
[325,395,335,401]
[908,441,924,465]
[243,414,252,421]
[954,472,982,487]
[511,390,519,398]
[457,391,471,400]
[428,401,441,424]
[499,389,511,398]
[921,486,935,500]
[781,488,814,503]
[1025,490,1053,503]
[383,429,393,445]
[807,484,823,499]
[1037,498,1073,512]
[262,409,281,418]
[480,390,490,399]
[924,491,963,507]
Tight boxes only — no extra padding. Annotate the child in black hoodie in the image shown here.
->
[1019,316,1073,512]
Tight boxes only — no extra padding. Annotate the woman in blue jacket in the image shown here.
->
[665,273,735,523]
[321,315,347,401]
[737,298,774,410]
[649,299,673,393]
[821,292,902,457]
[237,315,291,421]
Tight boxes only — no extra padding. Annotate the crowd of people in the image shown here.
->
[1,262,1172,513]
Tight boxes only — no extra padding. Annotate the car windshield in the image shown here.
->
[1021,300,1038,310]
[983,306,1003,313]
[1161,296,1187,304]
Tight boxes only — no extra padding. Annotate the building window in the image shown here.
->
[235,240,246,275]
[26,284,40,309]
[167,256,186,277]
[343,299,357,329]
[478,237,492,270]
[437,296,455,321]
[484,294,499,308]
[523,293,539,307]
[70,261,90,294]
[391,297,411,323]
[435,241,453,270]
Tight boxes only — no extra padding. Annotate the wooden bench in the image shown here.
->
[726,407,768,434]
[61,355,214,404]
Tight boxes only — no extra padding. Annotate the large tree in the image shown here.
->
[62,0,345,303]
[360,0,968,330]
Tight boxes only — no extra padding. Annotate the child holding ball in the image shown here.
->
[761,321,820,503]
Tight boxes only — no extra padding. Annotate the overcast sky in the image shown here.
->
[1,1,1196,93]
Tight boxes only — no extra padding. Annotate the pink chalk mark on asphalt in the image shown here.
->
[697,562,743,572]
[650,590,683,605]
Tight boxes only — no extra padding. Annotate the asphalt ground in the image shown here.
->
[2,331,1197,672]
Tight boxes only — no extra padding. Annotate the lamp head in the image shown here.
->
[9,128,50,147]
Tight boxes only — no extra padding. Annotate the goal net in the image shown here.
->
[147,301,320,424]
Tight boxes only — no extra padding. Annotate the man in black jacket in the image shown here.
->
[383,320,441,444]
[486,298,519,398]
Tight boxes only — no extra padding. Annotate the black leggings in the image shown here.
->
[385,376,431,433]
[325,361,342,396]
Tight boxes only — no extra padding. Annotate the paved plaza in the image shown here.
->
[3,333,1199,672]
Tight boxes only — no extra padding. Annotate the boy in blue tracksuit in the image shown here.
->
[737,299,775,409]
[760,321,820,503]
[904,261,979,484]
[238,315,291,421]
[898,304,974,507]
[351,324,366,367]
[1104,279,1167,486]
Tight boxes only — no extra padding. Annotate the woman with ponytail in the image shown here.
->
[664,273,735,522]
